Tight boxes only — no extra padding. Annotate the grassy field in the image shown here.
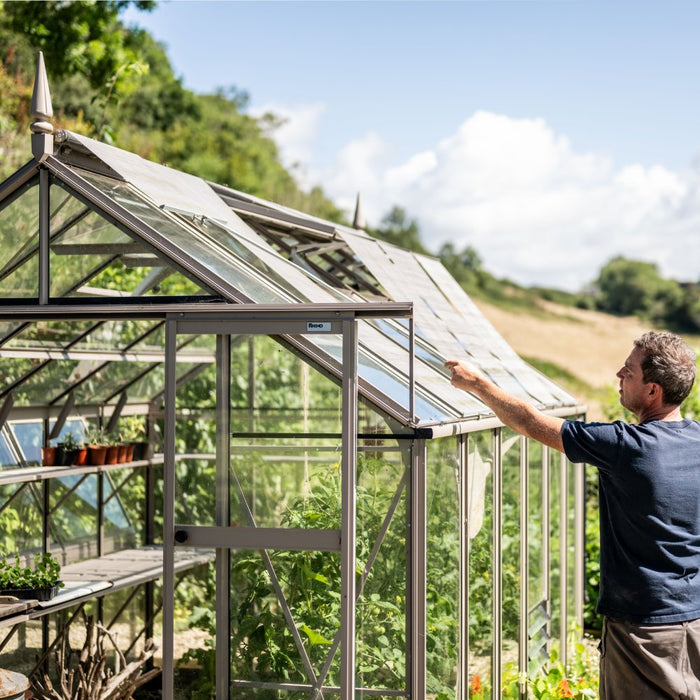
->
[473,298,695,420]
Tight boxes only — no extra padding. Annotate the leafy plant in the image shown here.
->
[57,432,80,450]
[0,551,64,589]
[470,639,599,699]
[85,425,108,447]
[119,415,146,443]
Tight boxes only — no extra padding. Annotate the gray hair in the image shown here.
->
[634,331,697,406]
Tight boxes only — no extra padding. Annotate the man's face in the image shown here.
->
[616,346,652,416]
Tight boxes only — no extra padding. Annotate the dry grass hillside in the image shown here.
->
[472,299,666,420]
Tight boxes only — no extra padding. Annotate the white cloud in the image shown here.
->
[267,107,700,291]
[250,102,327,188]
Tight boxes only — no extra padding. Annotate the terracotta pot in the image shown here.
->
[124,443,135,462]
[41,447,57,466]
[73,447,88,466]
[105,446,119,465]
[88,446,107,466]
[117,444,128,463]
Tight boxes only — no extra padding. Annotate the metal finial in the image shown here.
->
[30,51,53,134]
[352,192,365,230]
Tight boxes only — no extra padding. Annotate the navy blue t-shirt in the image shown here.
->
[562,418,700,623]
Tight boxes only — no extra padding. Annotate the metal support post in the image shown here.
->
[38,167,49,304]
[340,319,358,699]
[162,319,177,698]
[459,435,468,700]
[574,462,585,633]
[410,439,427,699]
[518,436,528,699]
[559,451,568,666]
[492,429,502,699]
[215,334,231,699]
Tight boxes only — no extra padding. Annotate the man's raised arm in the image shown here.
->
[445,359,565,453]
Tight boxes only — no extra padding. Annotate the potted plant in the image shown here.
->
[85,425,108,466]
[0,551,64,601]
[56,432,80,466]
[41,445,57,466]
[104,432,121,465]
[119,415,149,461]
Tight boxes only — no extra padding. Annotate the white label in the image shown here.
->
[306,321,331,332]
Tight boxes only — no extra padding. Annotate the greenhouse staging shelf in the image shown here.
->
[0,546,213,626]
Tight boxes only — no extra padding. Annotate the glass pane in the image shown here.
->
[52,179,211,299]
[230,335,341,436]
[77,170,289,303]
[501,429,521,679]
[356,446,407,695]
[0,178,40,298]
[567,460,578,636]
[49,473,98,564]
[528,441,545,608]
[10,420,43,465]
[549,449,563,647]
[0,431,18,467]
[427,437,460,696]
[13,359,80,406]
[468,431,494,696]
[528,440,549,675]
[103,472,139,552]
[0,481,43,553]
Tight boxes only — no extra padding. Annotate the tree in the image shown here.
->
[1,0,155,89]
[368,206,428,254]
[594,255,680,318]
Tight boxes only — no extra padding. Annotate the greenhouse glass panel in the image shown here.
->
[355,444,408,695]
[426,437,460,696]
[227,439,343,530]
[0,178,40,298]
[11,359,80,406]
[567,459,578,636]
[6,319,98,349]
[49,473,99,562]
[51,178,211,299]
[528,441,546,609]
[76,170,286,303]
[549,448,563,648]
[501,429,521,678]
[72,359,167,405]
[228,548,343,693]
[0,431,17,466]
[10,420,43,465]
[467,431,494,694]
[103,470,142,550]
[0,482,43,553]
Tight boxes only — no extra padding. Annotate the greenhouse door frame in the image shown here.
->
[160,304,416,700]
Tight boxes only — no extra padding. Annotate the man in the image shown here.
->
[446,331,700,699]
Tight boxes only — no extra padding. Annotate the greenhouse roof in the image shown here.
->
[0,115,581,434]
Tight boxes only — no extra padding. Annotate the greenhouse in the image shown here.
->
[0,55,587,699]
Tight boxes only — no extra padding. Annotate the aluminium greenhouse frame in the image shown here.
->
[0,53,589,699]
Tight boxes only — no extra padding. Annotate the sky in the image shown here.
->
[122,0,700,292]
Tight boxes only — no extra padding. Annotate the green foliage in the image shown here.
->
[0,551,63,589]
[367,206,428,254]
[593,256,698,332]
[470,640,599,699]
[180,453,412,695]
[1,0,154,89]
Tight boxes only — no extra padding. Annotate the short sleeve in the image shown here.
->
[561,420,622,471]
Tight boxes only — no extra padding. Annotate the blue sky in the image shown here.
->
[123,0,700,291]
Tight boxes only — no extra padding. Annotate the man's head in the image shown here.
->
[633,331,696,407]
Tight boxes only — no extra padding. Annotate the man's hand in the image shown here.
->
[445,359,482,393]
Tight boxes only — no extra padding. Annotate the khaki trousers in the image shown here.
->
[600,617,700,700]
